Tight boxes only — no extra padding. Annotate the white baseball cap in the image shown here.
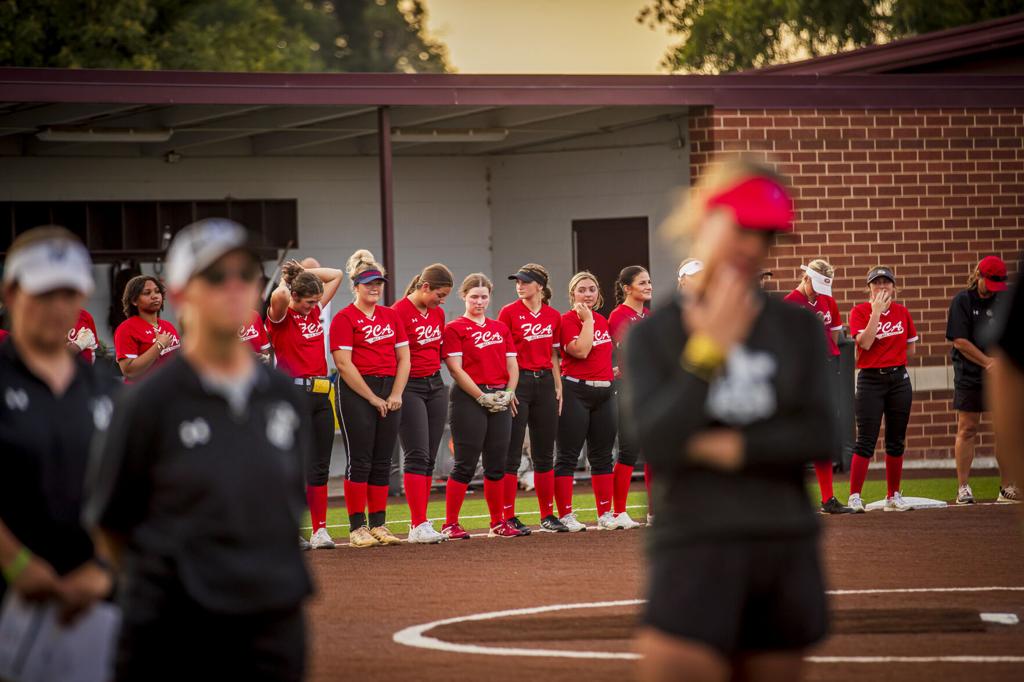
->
[800,265,833,297]
[166,218,256,291]
[3,237,94,296]
[678,260,704,278]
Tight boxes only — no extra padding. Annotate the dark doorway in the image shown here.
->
[571,216,650,318]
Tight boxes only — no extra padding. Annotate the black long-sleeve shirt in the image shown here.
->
[624,292,837,551]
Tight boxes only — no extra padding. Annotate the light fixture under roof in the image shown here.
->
[36,127,174,143]
[390,127,508,143]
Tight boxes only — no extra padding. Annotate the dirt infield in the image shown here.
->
[303,501,1024,682]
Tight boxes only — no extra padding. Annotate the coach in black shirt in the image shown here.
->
[625,159,835,682]
[0,226,114,621]
[84,219,314,681]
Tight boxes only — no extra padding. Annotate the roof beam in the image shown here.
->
[0,102,147,137]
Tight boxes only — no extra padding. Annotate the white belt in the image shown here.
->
[564,376,611,388]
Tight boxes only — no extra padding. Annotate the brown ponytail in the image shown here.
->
[405,263,454,296]
[614,265,648,306]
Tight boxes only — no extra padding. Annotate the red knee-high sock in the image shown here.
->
[503,473,518,518]
[368,484,389,514]
[644,463,653,514]
[483,478,504,526]
[814,460,834,504]
[849,455,870,495]
[535,470,555,519]
[306,485,328,532]
[445,479,468,527]
[554,475,574,518]
[343,480,367,520]
[404,473,429,527]
[886,454,903,498]
[613,463,634,514]
[592,473,614,516]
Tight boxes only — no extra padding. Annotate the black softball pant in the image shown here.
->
[556,380,617,477]
[854,367,913,458]
[449,385,512,485]
[336,375,400,486]
[507,370,559,475]
[400,373,447,478]
[305,391,335,487]
[614,383,641,467]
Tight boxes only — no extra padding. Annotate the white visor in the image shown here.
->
[678,260,704,278]
[801,265,833,297]
[3,239,93,296]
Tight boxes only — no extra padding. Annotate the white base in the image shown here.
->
[865,496,949,511]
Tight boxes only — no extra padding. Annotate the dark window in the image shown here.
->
[572,216,650,318]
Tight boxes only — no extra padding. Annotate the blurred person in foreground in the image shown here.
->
[987,255,1024,509]
[626,158,836,682]
[84,219,314,681]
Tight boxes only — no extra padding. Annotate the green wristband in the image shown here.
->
[2,546,31,584]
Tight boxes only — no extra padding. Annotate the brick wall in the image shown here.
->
[689,107,1024,460]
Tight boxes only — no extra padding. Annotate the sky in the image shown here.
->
[423,0,678,74]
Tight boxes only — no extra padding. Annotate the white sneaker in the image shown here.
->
[596,511,618,530]
[884,491,913,512]
[559,512,587,532]
[956,483,975,505]
[997,485,1021,503]
[612,511,641,530]
[646,513,654,526]
[407,521,446,544]
[847,493,866,513]
[309,527,336,549]
[299,535,311,551]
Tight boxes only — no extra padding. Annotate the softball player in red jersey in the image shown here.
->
[239,309,271,362]
[114,275,180,383]
[394,264,454,544]
[555,272,617,532]
[499,263,568,534]
[607,265,652,530]
[67,308,98,363]
[268,259,344,549]
[329,250,410,548]
[783,259,854,514]
[442,274,522,539]
[846,265,919,513]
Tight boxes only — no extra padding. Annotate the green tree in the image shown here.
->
[0,0,449,72]
[638,0,1024,73]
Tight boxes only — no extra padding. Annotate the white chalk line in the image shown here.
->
[392,588,1024,662]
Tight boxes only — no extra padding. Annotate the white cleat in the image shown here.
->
[559,512,587,532]
[847,493,866,513]
[309,527,336,549]
[884,491,913,512]
[406,521,446,544]
[646,513,654,526]
[956,483,975,505]
[596,511,618,530]
[997,485,1021,503]
[612,511,641,530]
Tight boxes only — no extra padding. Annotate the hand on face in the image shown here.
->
[681,265,758,353]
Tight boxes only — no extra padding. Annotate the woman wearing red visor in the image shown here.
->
[627,158,834,682]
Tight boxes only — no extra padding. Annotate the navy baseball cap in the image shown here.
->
[509,268,547,287]
[866,266,896,285]
[353,269,386,286]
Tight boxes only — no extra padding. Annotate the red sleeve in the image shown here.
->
[393,309,409,346]
[849,305,869,337]
[114,321,138,360]
[502,322,517,356]
[254,313,270,350]
[498,305,512,331]
[608,310,624,344]
[560,312,581,347]
[329,309,354,351]
[551,312,561,348]
[829,298,842,330]
[441,323,463,359]
[82,310,98,335]
[905,307,919,342]
[782,290,800,304]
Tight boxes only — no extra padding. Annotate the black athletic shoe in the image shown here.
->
[820,496,855,514]
[539,514,570,532]
[506,516,532,535]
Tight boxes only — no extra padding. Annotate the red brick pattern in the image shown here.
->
[689,107,1024,460]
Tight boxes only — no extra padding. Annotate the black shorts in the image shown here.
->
[953,385,985,413]
[643,535,827,657]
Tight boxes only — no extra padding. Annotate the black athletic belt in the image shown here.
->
[860,365,906,375]
[521,369,552,378]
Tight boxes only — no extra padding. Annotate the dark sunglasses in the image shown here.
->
[985,274,1008,282]
[197,262,262,286]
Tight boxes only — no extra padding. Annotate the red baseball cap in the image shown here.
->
[706,176,794,232]
[978,255,1008,292]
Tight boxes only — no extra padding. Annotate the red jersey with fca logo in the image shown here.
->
[239,310,271,354]
[329,303,409,377]
[392,297,445,378]
[559,310,614,382]
[114,316,181,383]
[442,316,516,386]
[498,299,561,372]
[849,301,919,369]
[267,304,327,378]
[783,290,843,357]
[68,308,99,364]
